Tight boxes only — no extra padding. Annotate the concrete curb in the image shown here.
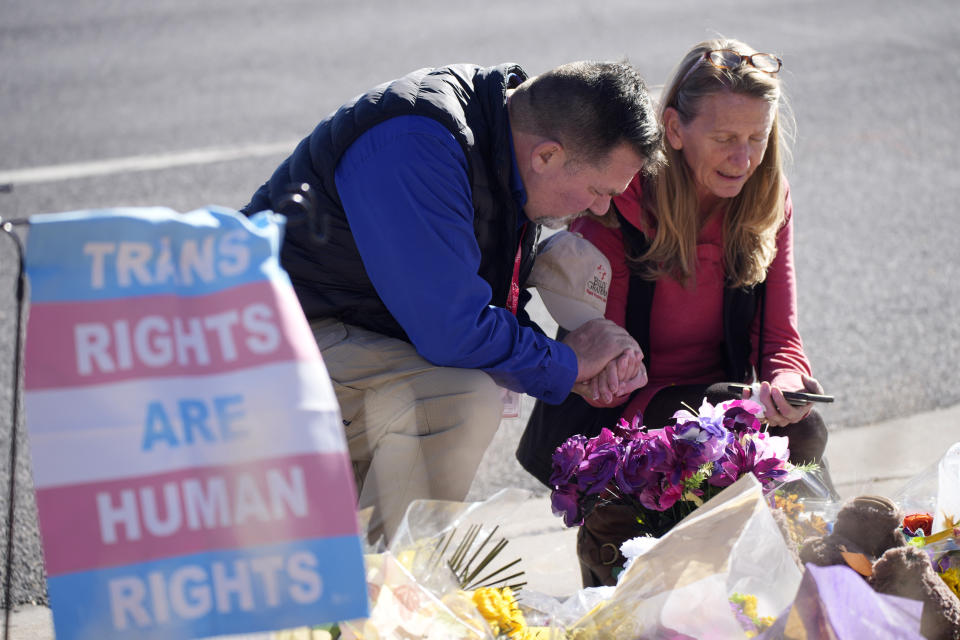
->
[825,403,960,500]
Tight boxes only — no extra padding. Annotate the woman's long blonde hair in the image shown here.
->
[632,38,790,288]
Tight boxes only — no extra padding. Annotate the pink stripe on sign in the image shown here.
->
[36,452,359,576]
[24,280,320,390]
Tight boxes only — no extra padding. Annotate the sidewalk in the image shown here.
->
[5,403,959,639]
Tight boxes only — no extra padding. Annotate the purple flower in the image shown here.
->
[719,399,765,433]
[730,600,758,633]
[644,423,722,487]
[668,400,733,468]
[710,438,747,488]
[643,428,678,474]
[710,432,795,489]
[550,483,584,526]
[670,403,701,426]
[672,419,729,464]
[550,435,588,487]
[672,398,725,433]
[615,439,662,496]
[576,431,622,495]
[749,433,797,483]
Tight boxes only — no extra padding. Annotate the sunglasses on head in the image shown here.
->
[679,49,783,87]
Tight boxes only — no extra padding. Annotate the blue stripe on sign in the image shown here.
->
[46,535,369,640]
[25,207,287,302]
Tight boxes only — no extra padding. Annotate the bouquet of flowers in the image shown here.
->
[549,397,809,535]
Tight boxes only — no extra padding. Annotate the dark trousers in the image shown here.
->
[577,382,838,588]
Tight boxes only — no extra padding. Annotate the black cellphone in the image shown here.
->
[726,384,835,407]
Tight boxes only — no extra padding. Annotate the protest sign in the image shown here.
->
[22,206,368,639]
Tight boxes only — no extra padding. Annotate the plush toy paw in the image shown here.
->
[871,545,960,640]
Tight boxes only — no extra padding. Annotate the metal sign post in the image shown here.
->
[0,216,27,640]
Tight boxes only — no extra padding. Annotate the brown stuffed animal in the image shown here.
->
[797,495,960,639]
[872,545,960,640]
[799,495,906,566]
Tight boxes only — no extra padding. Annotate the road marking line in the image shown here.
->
[0,141,298,186]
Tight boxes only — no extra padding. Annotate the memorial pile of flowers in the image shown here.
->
[269,430,960,639]
[548,397,811,536]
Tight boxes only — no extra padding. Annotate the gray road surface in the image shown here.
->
[2,0,959,609]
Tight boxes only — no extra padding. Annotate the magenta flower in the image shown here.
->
[718,399,765,433]
[612,413,644,439]
[589,426,622,448]
[638,479,685,511]
[710,432,794,489]
[749,433,797,483]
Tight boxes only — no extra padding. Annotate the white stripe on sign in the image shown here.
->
[25,360,345,487]
[0,140,299,186]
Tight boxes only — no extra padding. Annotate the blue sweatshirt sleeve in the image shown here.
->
[333,115,577,403]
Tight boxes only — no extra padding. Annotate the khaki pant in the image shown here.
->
[311,318,503,543]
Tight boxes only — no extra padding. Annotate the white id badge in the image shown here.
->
[499,387,520,419]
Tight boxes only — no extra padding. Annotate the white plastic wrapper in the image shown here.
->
[570,474,802,638]
[891,440,960,534]
[935,442,960,532]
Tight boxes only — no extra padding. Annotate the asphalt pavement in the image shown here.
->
[3,0,960,635]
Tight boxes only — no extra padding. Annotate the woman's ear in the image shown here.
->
[663,107,684,151]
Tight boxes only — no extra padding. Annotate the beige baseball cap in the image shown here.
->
[527,230,611,331]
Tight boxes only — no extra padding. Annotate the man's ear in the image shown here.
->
[663,107,684,151]
[530,140,566,174]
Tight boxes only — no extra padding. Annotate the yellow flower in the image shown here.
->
[473,586,505,621]
[773,493,829,543]
[472,587,531,639]
[941,568,960,599]
[740,594,759,620]
[730,592,775,635]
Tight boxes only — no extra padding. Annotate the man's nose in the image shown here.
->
[588,195,612,216]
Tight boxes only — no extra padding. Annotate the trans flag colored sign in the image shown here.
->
[22,207,368,640]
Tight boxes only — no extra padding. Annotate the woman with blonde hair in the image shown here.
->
[517,37,837,586]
